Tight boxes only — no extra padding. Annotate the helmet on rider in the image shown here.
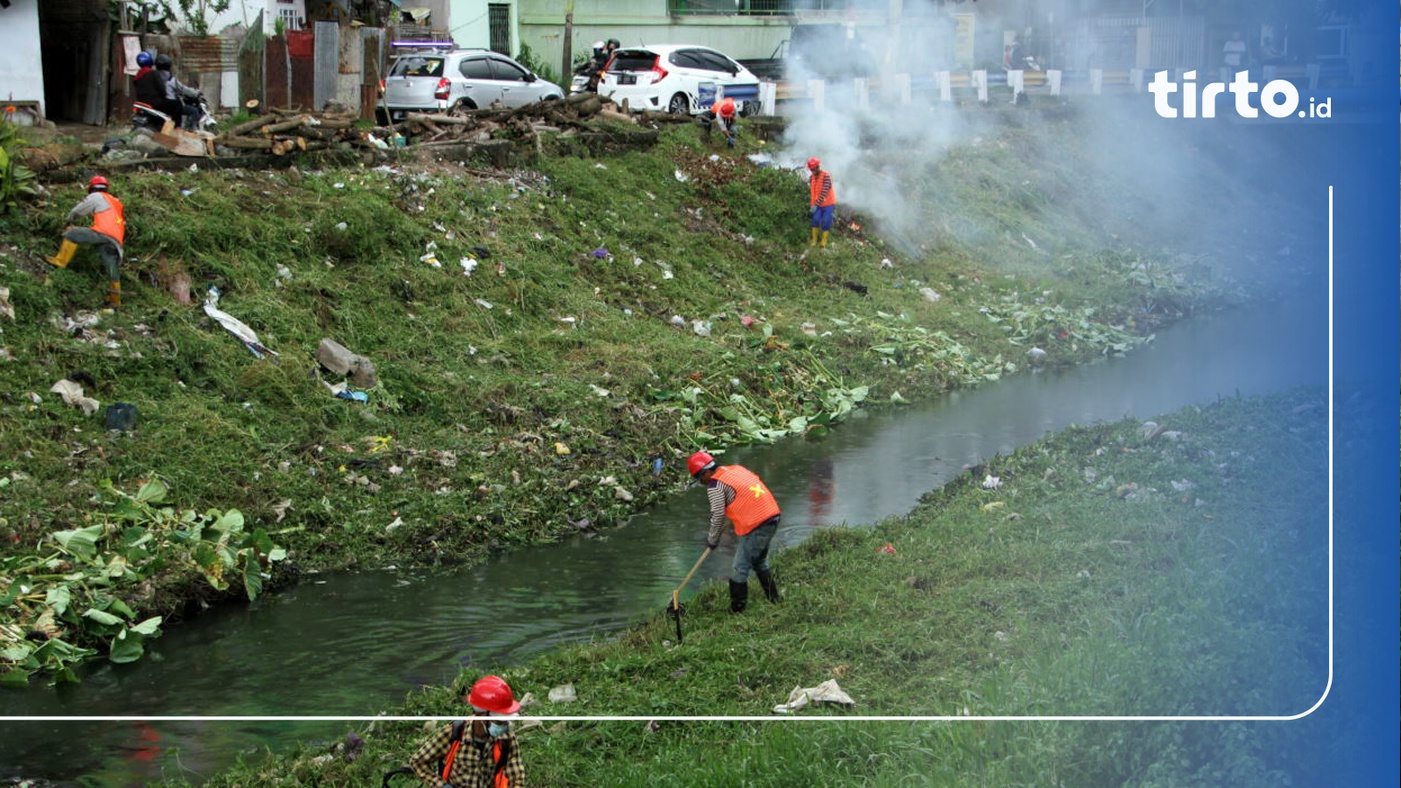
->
[687,451,716,477]
[155,53,173,71]
[606,38,621,51]
[87,175,109,192]
[136,51,153,68]
[592,40,605,55]
[467,675,521,715]
[807,157,820,171]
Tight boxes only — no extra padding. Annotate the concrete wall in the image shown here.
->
[0,0,47,116]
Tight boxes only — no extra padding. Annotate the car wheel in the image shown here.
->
[667,93,690,115]
[448,99,477,116]
[374,108,389,125]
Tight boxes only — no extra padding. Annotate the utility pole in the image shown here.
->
[562,0,575,81]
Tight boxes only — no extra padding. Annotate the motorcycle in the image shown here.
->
[569,61,601,95]
[130,93,215,135]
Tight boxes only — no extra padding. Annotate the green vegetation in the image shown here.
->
[1,104,1292,686]
[188,389,1328,787]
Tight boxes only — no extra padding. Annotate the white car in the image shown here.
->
[379,47,564,122]
[598,44,761,116]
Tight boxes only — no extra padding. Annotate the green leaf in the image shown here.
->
[51,525,104,561]
[108,629,146,664]
[134,479,169,504]
[45,586,72,616]
[129,616,163,636]
[82,608,124,627]
[212,509,245,534]
[243,559,264,601]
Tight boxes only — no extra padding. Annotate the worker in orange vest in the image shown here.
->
[703,95,739,147]
[689,450,782,612]
[408,675,526,787]
[45,175,126,307]
[807,157,837,248]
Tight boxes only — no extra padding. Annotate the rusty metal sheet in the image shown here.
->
[266,37,290,110]
[177,36,239,72]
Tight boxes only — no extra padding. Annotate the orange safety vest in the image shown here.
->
[713,96,736,119]
[809,170,836,208]
[92,193,126,245]
[442,726,514,787]
[712,465,781,536]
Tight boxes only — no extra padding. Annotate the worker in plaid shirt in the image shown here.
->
[408,675,526,787]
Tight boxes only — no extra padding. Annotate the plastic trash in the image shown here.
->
[105,402,138,430]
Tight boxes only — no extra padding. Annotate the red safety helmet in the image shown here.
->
[806,157,820,171]
[467,675,521,715]
[687,450,716,477]
[87,175,109,191]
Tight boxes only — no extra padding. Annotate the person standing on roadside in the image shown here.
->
[807,157,836,248]
[688,451,782,613]
[408,675,526,787]
[45,175,126,307]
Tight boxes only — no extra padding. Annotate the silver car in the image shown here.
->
[379,48,564,121]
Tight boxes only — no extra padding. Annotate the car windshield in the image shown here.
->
[610,51,658,72]
[392,56,445,78]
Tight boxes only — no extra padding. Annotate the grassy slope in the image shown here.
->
[1,105,1267,641]
[190,389,1329,787]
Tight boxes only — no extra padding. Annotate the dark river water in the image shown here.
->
[0,290,1328,785]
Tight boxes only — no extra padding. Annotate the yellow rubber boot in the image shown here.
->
[106,281,122,308]
[820,230,829,247]
[45,239,78,268]
[809,227,818,247]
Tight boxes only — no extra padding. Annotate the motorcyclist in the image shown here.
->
[155,53,202,131]
[132,51,167,111]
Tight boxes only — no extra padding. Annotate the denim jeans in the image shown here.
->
[731,517,779,583]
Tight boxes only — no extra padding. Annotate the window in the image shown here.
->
[488,4,512,56]
[459,57,495,80]
[393,57,445,77]
[490,57,529,81]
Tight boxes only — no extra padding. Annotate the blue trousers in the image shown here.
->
[810,204,835,231]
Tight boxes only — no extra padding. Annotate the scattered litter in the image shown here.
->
[0,286,13,320]
[548,684,577,703]
[590,384,610,397]
[554,442,570,455]
[334,222,348,231]
[419,252,441,268]
[1170,479,1195,493]
[459,257,478,276]
[691,320,711,337]
[1026,347,1047,366]
[880,258,893,269]
[1022,233,1039,250]
[980,501,1006,512]
[740,315,757,328]
[800,322,817,336]
[673,169,690,183]
[772,679,855,714]
[982,474,1002,489]
[614,486,634,502]
[315,338,378,388]
[335,389,369,402]
[918,287,941,303]
[203,287,278,358]
[590,246,611,260]
[652,458,664,474]
[875,542,896,555]
[49,379,100,416]
[1138,421,1166,440]
[1114,482,1139,498]
[105,402,137,431]
[669,315,686,327]
[474,298,493,310]
[889,391,907,404]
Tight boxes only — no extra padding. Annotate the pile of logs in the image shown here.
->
[215,93,640,156]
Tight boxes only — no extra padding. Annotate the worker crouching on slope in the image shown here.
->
[45,175,126,307]
[689,451,782,613]
[409,675,526,787]
[702,95,739,148]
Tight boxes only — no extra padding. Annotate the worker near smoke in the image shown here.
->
[702,95,739,147]
[688,451,782,613]
[408,675,526,787]
[45,175,126,308]
[807,157,836,247]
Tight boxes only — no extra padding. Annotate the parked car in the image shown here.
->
[597,44,761,116]
[378,48,564,122]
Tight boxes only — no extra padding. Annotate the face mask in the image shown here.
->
[487,721,510,738]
